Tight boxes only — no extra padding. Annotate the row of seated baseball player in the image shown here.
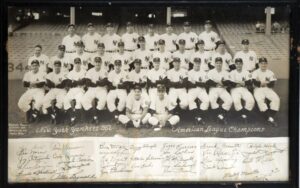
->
[18,53,280,128]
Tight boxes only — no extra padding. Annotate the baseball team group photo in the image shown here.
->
[7,6,290,138]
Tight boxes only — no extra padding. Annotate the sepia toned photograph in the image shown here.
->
[7,5,290,182]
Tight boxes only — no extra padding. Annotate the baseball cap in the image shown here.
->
[75,41,85,47]
[138,36,145,42]
[53,60,62,66]
[178,39,186,45]
[114,59,122,65]
[153,57,160,62]
[148,24,154,28]
[67,24,75,28]
[157,85,166,92]
[106,22,113,27]
[31,59,40,65]
[215,57,223,63]
[193,57,201,63]
[87,23,94,27]
[133,84,142,91]
[183,21,191,26]
[259,57,268,63]
[94,57,102,63]
[118,41,125,47]
[205,20,212,25]
[74,58,81,64]
[158,39,165,45]
[97,43,105,48]
[35,44,42,49]
[241,39,250,45]
[58,44,66,51]
[215,40,225,49]
[235,58,243,64]
[126,22,133,26]
[173,57,181,62]
[134,59,142,64]
[196,40,205,45]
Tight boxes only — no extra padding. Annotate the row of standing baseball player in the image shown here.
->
[18,53,280,128]
[28,37,257,74]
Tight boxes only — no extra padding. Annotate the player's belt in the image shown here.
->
[84,49,97,53]
[185,48,194,50]
[65,50,76,53]
[149,49,156,51]
[125,49,135,52]
[205,48,214,51]
[141,67,148,70]
[106,50,116,53]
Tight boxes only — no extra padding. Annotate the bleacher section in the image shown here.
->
[216,22,289,79]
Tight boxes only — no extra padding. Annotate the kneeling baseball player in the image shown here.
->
[252,57,280,127]
[148,85,180,131]
[118,84,151,128]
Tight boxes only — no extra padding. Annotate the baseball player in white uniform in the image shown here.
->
[102,22,121,53]
[18,60,46,123]
[121,22,139,53]
[63,58,86,125]
[147,57,167,102]
[82,23,102,54]
[166,57,189,112]
[211,40,234,71]
[190,40,212,72]
[90,43,111,71]
[112,41,134,72]
[70,41,91,71]
[27,44,50,73]
[106,60,128,119]
[49,45,71,74]
[42,60,67,124]
[198,20,220,51]
[229,58,255,123]
[234,39,258,72]
[177,21,198,51]
[81,57,108,124]
[252,57,280,126]
[172,39,192,70]
[159,24,178,53]
[148,85,180,130]
[207,57,233,124]
[134,36,152,70]
[118,85,151,128]
[187,57,210,125]
[62,24,81,58]
[152,39,172,70]
[144,24,159,51]
[127,59,149,100]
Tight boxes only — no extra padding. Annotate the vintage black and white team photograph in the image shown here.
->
[7,6,289,138]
